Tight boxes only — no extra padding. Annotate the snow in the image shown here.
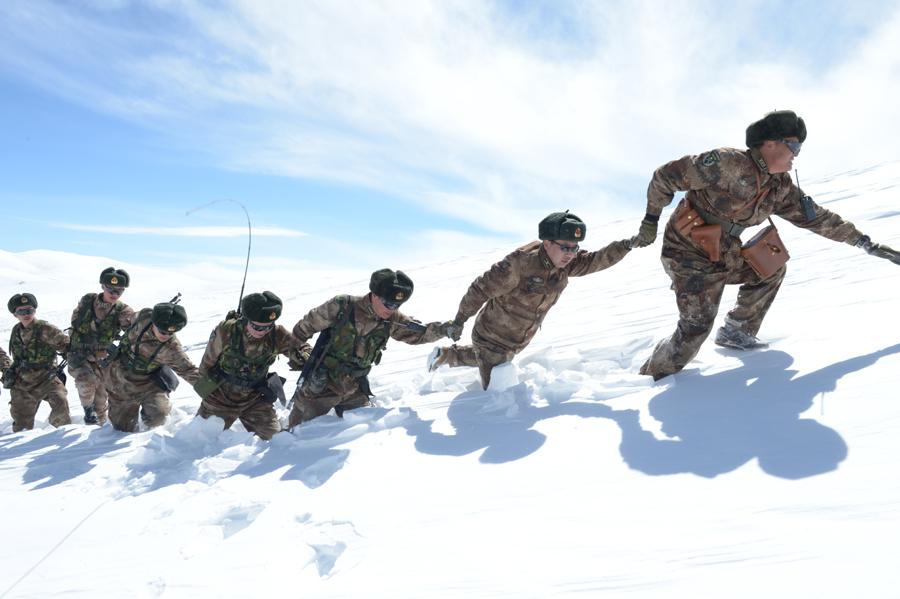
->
[2,162,900,597]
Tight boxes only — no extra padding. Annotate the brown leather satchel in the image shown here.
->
[674,202,704,237]
[690,224,722,262]
[740,217,790,279]
[674,201,722,262]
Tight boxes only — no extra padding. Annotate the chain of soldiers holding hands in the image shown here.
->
[3,110,900,437]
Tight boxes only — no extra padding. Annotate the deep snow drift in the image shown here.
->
[2,162,900,598]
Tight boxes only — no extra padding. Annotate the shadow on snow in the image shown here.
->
[5,343,898,493]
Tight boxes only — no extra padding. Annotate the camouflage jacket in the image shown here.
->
[200,319,302,384]
[293,293,446,358]
[118,309,200,385]
[646,147,864,261]
[455,239,632,354]
[6,320,69,387]
[0,346,10,372]
[69,292,136,359]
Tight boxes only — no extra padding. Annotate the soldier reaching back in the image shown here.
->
[633,110,899,381]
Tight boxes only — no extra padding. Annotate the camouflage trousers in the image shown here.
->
[434,341,515,390]
[68,360,110,424]
[287,374,371,427]
[197,383,281,440]
[106,362,171,433]
[9,377,71,432]
[639,255,785,380]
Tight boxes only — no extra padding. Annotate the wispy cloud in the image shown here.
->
[51,224,305,238]
[3,0,899,233]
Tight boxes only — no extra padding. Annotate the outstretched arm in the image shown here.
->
[454,254,520,324]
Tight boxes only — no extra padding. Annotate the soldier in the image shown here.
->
[194,291,304,440]
[287,268,458,427]
[68,267,135,424]
[427,212,638,389]
[2,293,71,432]
[107,301,200,432]
[0,346,10,373]
[633,110,899,381]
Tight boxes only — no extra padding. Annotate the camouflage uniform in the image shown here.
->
[196,319,302,440]
[4,320,71,432]
[67,293,135,424]
[288,294,447,426]
[639,147,864,380]
[437,239,633,388]
[107,308,200,432]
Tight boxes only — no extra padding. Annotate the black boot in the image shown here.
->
[83,405,99,425]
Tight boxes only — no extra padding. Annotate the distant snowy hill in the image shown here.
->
[2,162,900,598]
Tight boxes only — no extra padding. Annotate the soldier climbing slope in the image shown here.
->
[68,267,135,424]
[2,293,71,432]
[194,291,305,440]
[288,268,457,427]
[106,301,200,432]
[427,211,640,389]
[632,110,900,381]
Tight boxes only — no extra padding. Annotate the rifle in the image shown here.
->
[298,327,333,390]
[53,357,68,385]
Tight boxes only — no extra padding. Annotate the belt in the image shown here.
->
[690,203,747,238]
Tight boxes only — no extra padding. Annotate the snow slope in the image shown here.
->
[2,162,900,598]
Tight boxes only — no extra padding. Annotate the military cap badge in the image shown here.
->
[268,311,277,320]
[395,292,405,301]
[110,276,119,285]
[20,296,28,304]
[168,325,178,332]
[574,227,582,238]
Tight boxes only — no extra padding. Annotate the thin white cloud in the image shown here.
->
[52,224,306,238]
[3,0,899,233]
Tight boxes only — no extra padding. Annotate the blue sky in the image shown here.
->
[2,0,899,270]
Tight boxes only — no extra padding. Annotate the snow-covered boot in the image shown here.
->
[714,322,768,350]
[427,347,449,372]
[83,405,99,425]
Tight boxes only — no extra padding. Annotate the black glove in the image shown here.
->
[634,214,659,247]
[440,320,464,341]
[856,235,900,265]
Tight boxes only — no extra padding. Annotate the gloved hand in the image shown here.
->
[625,235,643,250]
[440,320,464,341]
[287,345,312,371]
[634,216,659,247]
[856,235,900,265]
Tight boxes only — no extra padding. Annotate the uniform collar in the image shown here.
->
[363,293,375,315]
[538,242,558,271]
[749,147,770,175]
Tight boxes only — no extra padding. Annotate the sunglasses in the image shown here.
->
[550,240,579,254]
[103,285,126,296]
[779,139,802,155]
[380,298,402,310]
[14,307,35,316]
[247,321,275,332]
